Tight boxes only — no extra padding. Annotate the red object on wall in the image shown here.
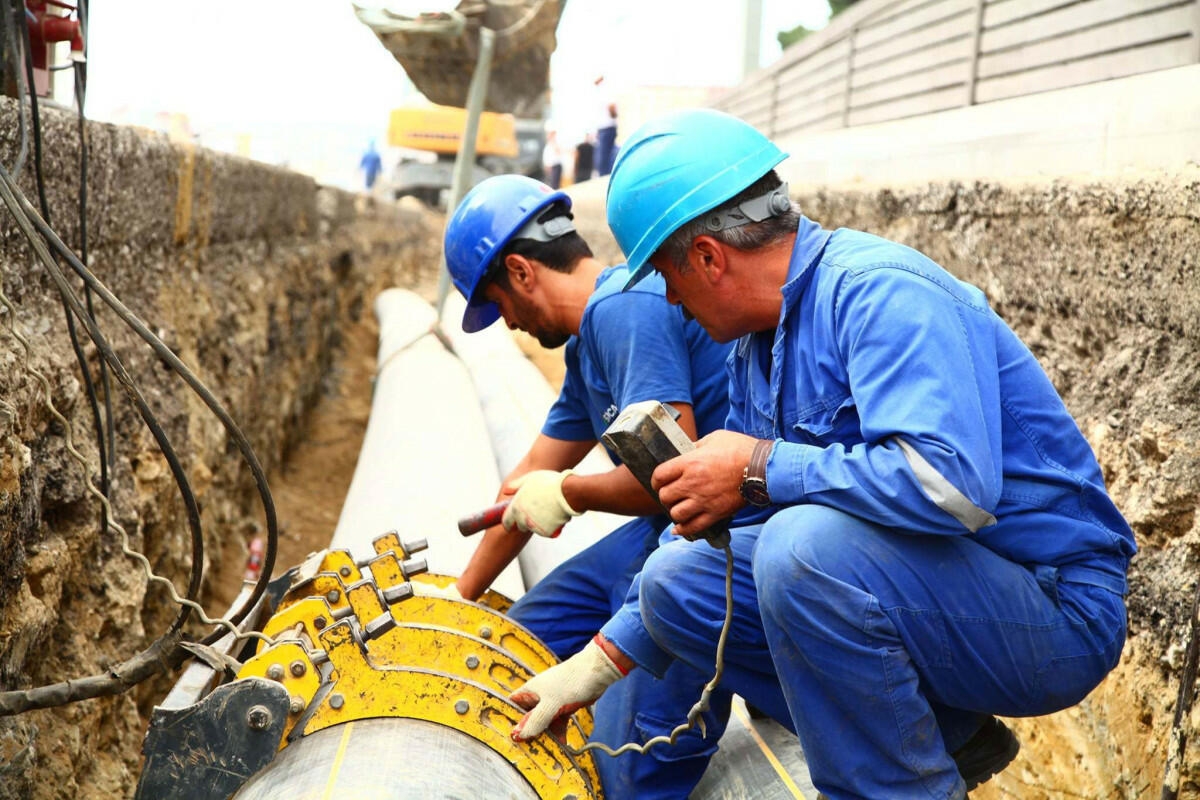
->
[244,538,266,581]
[24,1,84,96]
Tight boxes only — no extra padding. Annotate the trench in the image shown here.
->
[1,98,1198,798]
[215,246,1186,800]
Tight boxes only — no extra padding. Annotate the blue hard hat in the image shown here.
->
[606,109,787,288]
[444,175,572,332]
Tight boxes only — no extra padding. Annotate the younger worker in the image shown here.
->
[510,111,1136,800]
[441,174,734,799]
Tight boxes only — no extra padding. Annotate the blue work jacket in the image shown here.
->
[739,219,1135,592]
[544,266,733,456]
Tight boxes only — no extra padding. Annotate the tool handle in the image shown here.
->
[458,501,510,536]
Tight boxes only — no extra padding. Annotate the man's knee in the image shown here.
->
[640,541,701,620]
[752,504,844,573]
[752,505,881,610]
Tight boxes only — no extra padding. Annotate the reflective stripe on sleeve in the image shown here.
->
[895,438,997,532]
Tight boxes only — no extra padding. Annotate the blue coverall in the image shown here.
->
[600,221,1136,800]
[506,266,735,799]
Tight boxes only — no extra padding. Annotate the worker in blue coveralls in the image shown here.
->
[359,139,382,190]
[439,173,735,799]
[509,110,1136,800]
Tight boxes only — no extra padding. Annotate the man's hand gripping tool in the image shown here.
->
[601,400,731,549]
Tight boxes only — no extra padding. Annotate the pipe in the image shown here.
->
[438,292,627,587]
[233,719,541,800]
[226,289,602,799]
[330,288,524,599]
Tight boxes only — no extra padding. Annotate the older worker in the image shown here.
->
[510,110,1135,800]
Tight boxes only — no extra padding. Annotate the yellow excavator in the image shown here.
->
[386,104,544,208]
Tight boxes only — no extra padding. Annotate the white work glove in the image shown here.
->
[510,636,627,741]
[502,469,582,538]
[411,580,465,602]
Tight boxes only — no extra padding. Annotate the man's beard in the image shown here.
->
[536,330,569,349]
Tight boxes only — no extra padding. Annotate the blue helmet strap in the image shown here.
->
[703,182,791,233]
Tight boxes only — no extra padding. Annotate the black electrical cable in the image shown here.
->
[8,0,200,647]
[76,0,110,476]
[0,165,203,633]
[1161,579,1200,800]
[18,0,117,556]
[72,5,115,500]
[0,629,185,716]
[18,7,49,218]
[8,4,276,647]
[0,170,202,715]
[1,0,274,712]
[0,166,280,643]
[2,0,29,178]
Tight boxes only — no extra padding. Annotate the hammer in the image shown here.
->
[457,501,510,536]
[601,400,731,549]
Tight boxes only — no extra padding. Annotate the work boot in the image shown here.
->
[952,716,1020,791]
[812,717,1019,799]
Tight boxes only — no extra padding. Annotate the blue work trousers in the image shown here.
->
[508,517,732,800]
[638,504,1127,800]
[594,125,618,177]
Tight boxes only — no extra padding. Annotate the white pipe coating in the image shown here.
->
[439,292,627,588]
[330,288,525,599]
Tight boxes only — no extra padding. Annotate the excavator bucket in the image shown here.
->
[353,1,564,118]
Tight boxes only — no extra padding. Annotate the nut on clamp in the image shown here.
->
[370,530,429,561]
[602,399,732,548]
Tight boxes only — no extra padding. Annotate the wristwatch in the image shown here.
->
[739,439,773,507]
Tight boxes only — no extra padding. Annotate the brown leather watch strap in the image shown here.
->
[748,438,773,482]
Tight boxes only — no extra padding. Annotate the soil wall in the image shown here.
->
[0,99,440,799]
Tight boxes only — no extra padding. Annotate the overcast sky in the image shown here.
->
[83,1,828,123]
[77,1,830,186]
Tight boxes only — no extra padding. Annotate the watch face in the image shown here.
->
[739,477,770,506]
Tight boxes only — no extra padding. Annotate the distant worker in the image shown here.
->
[542,128,563,189]
[573,135,594,184]
[511,109,1137,800]
[592,74,618,177]
[359,139,382,191]
[441,174,735,799]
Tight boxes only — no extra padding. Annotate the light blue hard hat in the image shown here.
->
[606,109,787,288]
[444,174,574,332]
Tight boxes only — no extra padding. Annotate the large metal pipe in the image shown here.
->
[330,288,524,599]
[438,292,627,586]
[225,289,600,800]
[233,719,541,800]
